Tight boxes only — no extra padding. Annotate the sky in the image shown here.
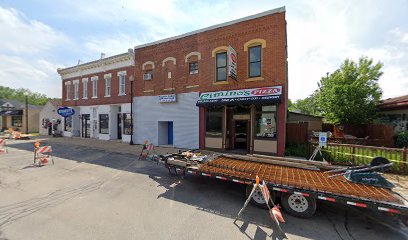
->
[0,0,407,100]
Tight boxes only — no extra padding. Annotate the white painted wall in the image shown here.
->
[39,102,62,135]
[133,92,199,149]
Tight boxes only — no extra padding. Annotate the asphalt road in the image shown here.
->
[0,139,407,240]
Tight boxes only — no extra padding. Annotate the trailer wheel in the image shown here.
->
[281,193,316,218]
[245,184,273,209]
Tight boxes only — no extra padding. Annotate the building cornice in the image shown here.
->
[57,50,135,80]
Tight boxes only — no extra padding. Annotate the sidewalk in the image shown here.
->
[32,136,184,156]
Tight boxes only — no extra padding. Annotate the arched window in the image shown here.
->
[244,39,266,79]
[211,46,228,82]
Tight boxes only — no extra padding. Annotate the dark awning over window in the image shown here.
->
[0,110,23,116]
[196,95,281,107]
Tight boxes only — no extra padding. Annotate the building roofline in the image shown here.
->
[57,50,134,74]
[288,111,324,118]
[134,6,285,50]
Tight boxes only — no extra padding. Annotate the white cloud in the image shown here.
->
[0,7,69,98]
[0,7,69,54]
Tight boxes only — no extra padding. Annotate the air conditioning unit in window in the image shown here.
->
[143,73,152,80]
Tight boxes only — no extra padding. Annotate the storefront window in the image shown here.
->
[206,106,223,137]
[255,105,277,139]
[64,116,72,132]
[12,116,22,127]
[99,114,109,134]
[123,113,132,135]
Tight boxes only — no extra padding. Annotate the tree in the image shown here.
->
[315,57,383,125]
[289,96,317,115]
[0,86,50,105]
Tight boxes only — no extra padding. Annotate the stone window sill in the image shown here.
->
[245,77,264,82]
[212,81,229,85]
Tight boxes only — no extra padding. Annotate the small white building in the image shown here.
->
[39,99,63,135]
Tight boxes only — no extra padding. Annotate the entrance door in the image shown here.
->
[234,120,249,150]
[168,122,173,145]
[117,114,122,140]
[81,114,90,138]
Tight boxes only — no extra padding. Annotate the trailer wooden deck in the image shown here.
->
[199,156,403,204]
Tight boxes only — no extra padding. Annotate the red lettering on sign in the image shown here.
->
[251,87,281,96]
[231,53,237,63]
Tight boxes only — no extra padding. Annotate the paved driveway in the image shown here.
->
[0,138,407,240]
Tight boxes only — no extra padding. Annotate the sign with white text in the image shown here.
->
[196,86,283,106]
[159,94,177,103]
[57,107,75,117]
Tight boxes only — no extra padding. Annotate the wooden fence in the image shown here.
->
[286,123,308,144]
[308,142,407,175]
[322,124,394,147]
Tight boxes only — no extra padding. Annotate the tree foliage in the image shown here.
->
[0,86,50,105]
[288,96,316,115]
[315,57,383,124]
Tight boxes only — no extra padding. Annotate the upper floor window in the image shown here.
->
[189,62,198,75]
[65,82,71,100]
[248,45,262,78]
[143,70,153,81]
[105,77,111,97]
[92,78,98,98]
[73,81,79,100]
[82,79,88,99]
[119,75,126,95]
[216,52,227,81]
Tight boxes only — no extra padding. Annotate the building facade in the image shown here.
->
[133,7,288,155]
[58,50,135,142]
[39,99,63,135]
[378,95,408,133]
[0,99,42,133]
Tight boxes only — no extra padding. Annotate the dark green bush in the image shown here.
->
[395,131,408,148]
[285,144,308,158]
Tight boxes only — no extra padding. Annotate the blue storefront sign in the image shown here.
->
[57,107,75,117]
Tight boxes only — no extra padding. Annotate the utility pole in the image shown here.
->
[129,75,134,145]
[25,95,28,134]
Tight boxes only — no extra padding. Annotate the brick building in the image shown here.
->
[133,7,288,155]
[58,50,135,142]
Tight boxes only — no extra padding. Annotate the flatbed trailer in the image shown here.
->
[163,154,408,222]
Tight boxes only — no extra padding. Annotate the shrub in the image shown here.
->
[285,144,308,158]
[395,131,408,148]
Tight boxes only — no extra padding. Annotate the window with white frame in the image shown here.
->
[105,75,111,97]
[65,81,71,100]
[119,74,126,95]
[73,81,79,100]
[92,77,98,98]
[82,79,88,99]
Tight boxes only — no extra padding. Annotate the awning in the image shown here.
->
[196,86,283,107]
[0,110,23,116]
[196,95,282,106]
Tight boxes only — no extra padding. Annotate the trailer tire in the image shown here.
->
[281,193,316,218]
[245,184,273,209]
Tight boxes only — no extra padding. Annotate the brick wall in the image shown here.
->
[62,66,134,107]
[134,11,287,96]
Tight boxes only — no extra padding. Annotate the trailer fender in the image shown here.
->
[281,192,317,218]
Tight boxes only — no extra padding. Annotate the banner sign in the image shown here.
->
[158,94,177,103]
[228,46,237,80]
[319,132,328,147]
[57,107,75,117]
[196,86,282,106]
